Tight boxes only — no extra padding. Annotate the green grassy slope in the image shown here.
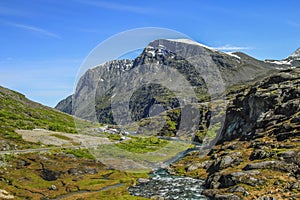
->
[0,86,78,148]
[0,86,150,199]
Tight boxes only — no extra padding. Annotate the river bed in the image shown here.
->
[128,145,209,200]
[128,168,208,199]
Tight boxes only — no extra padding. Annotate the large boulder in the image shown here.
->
[208,152,243,173]
[218,170,261,188]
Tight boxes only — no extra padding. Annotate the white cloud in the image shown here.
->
[78,0,154,14]
[213,44,251,51]
[2,21,61,39]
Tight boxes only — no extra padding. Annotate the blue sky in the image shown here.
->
[0,0,300,107]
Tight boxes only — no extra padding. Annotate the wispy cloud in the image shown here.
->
[1,20,60,39]
[78,0,155,14]
[287,20,300,28]
[213,44,251,51]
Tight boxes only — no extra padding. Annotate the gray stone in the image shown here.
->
[49,185,57,190]
[205,173,221,189]
[186,160,212,172]
[138,178,150,184]
[274,180,280,185]
[243,160,299,173]
[291,182,299,189]
[257,195,277,200]
[16,159,31,169]
[186,163,203,172]
[243,191,249,197]
[278,151,300,165]
[227,185,246,193]
[208,152,242,173]
[201,189,218,198]
[0,141,11,151]
[219,170,261,188]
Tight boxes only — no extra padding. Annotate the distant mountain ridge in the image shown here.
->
[265,47,300,67]
[56,39,299,126]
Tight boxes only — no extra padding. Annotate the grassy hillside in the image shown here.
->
[0,86,80,148]
[0,86,150,199]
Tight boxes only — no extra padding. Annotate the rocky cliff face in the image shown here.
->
[56,39,280,127]
[170,67,300,199]
[72,59,133,122]
[55,94,73,115]
[220,68,300,143]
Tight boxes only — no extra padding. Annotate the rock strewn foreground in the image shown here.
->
[170,67,300,199]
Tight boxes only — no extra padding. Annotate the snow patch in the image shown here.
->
[265,60,292,65]
[225,52,240,59]
[166,38,217,52]
[290,48,300,58]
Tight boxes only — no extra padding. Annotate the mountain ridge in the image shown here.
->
[56,38,292,125]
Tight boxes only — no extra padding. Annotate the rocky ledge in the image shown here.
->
[170,67,300,199]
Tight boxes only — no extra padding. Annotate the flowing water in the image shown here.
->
[128,146,209,200]
[128,168,208,200]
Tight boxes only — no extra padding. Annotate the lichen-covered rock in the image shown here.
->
[257,195,277,200]
[186,160,213,172]
[67,167,98,175]
[208,152,243,173]
[250,149,275,160]
[278,150,300,164]
[205,172,222,189]
[227,185,247,193]
[219,170,261,188]
[243,160,299,173]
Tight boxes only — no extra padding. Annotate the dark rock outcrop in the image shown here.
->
[219,68,300,143]
[171,67,300,199]
[41,169,61,181]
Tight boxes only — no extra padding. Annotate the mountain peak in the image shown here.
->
[148,38,217,52]
[166,38,214,49]
[289,47,300,59]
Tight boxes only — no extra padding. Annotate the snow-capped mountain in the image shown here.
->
[56,39,288,123]
[265,48,300,67]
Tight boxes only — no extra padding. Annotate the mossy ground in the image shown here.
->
[92,139,193,172]
[0,86,96,149]
[0,151,149,199]
[116,136,169,153]
[0,86,149,199]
